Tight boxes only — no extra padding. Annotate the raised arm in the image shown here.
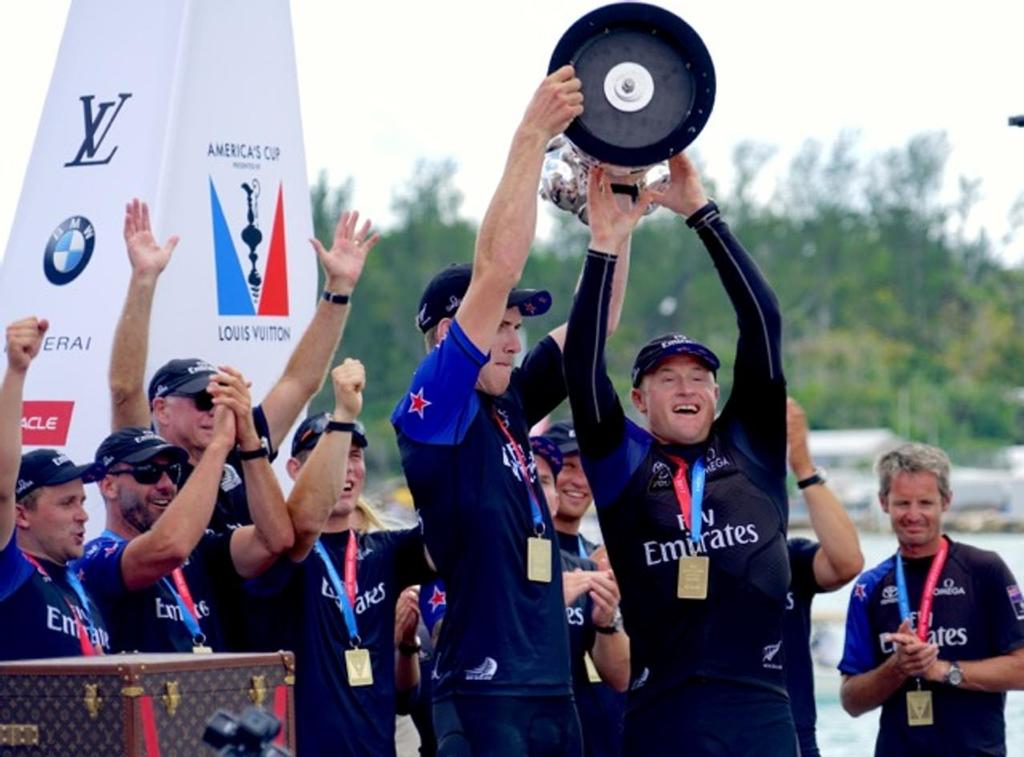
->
[1,318,48,546]
[212,367,294,578]
[109,199,179,430]
[455,66,582,352]
[788,398,863,590]
[114,388,236,591]
[286,359,364,561]
[564,167,652,473]
[260,212,377,452]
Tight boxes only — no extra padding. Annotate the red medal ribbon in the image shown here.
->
[21,551,98,656]
[664,454,692,530]
[343,530,358,606]
[169,567,201,622]
[913,537,949,642]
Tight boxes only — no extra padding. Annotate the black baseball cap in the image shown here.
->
[93,427,188,472]
[148,358,218,402]
[16,449,99,499]
[415,263,553,333]
[631,333,721,387]
[530,436,564,477]
[291,413,368,458]
[542,421,578,456]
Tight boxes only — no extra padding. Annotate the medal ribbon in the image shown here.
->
[21,551,100,656]
[663,455,706,544]
[491,408,545,535]
[895,537,949,642]
[577,534,589,559]
[102,529,205,645]
[314,534,361,645]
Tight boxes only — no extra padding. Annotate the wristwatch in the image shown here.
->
[595,608,623,635]
[944,660,963,687]
[797,468,827,490]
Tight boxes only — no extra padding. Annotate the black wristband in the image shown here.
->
[326,420,356,433]
[322,290,350,305]
[398,639,421,656]
[594,624,620,635]
[237,444,269,461]
[797,469,826,490]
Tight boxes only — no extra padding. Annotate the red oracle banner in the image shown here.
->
[21,401,75,446]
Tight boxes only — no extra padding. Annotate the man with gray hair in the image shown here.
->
[839,442,1024,756]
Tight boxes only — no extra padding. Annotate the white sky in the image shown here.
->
[3,1,1024,262]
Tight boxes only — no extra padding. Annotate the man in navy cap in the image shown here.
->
[391,67,654,755]
[247,360,434,757]
[563,155,796,755]
[108,199,379,535]
[75,365,292,653]
[0,316,109,659]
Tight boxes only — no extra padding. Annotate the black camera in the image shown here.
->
[203,707,291,757]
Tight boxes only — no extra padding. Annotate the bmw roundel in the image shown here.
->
[44,216,95,285]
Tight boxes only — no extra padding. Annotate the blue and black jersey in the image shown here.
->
[839,537,1024,756]
[74,532,235,653]
[245,527,432,757]
[563,204,790,717]
[392,319,572,700]
[784,537,823,757]
[0,535,109,659]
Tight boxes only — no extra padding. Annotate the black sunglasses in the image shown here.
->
[108,461,183,485]
[172,390,214,412]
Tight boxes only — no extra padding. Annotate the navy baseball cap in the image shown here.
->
[542,421,578,456]
[94,427,188,472]
[415,263,553,332]
[631,333,721,387]
[291,413,368,458]
[16,449,99,499]
[148,358,218,402]
[530,436,564,477]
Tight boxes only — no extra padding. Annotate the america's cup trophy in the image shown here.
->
[540,3,716,224]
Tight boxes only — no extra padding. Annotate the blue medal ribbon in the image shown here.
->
[577,534,589,559]
[314,540,361,645]
[491,408,546,534]
[690,457,706,544]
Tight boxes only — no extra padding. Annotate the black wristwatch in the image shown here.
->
[322,290,351,305]
[944,660,963,687]
[398,637,422,656]
[797,468,827,490]
[595,609,623,635]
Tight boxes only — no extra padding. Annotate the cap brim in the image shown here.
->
[169,374,214,396]
[508,288,552,318]
[119,443,189,466]
[49,463,102,486]
[634,343,721,387]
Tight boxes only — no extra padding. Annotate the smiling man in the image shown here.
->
[75,367,293,653]
[563,156,794,755]
[0,316,108,660]
[839,443,1024,756]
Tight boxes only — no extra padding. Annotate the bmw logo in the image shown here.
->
[44,216,95,285]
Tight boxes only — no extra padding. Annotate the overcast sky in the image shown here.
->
[3,1,1023,263]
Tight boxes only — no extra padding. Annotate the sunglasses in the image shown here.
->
[172,391,214,412]
[108,461,183,485]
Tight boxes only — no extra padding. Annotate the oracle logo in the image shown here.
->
[21,401,74,446]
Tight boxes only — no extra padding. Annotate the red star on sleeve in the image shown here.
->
[408,387,432,419]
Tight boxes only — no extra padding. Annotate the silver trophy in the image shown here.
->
[540,3,716,224]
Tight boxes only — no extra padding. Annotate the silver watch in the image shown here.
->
[944,660,963,686]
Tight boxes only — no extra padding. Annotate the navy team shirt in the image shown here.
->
[784,537,823,757]
[839,537,1024,756]
[75,532,235,652]
[392,320,572,700]
[563,229,790,713]
[245,527,432,757]
[0,535,110,659]
[561,548,626,757]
